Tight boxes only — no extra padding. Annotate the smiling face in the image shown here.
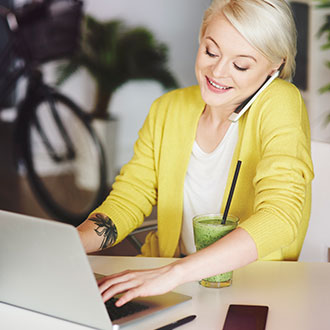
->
[195,12,280,114]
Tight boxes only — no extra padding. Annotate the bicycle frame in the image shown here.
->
[1,6,77,164]
[0,1,107,223]
[16,69,77,164]
[0,38,26,106]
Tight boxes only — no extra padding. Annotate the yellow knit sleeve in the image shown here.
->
[238,81,314,259]
[91,97,163,245]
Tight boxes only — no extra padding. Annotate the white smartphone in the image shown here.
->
[229,69,280,122]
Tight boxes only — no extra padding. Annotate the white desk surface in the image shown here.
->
[1,256,330,330]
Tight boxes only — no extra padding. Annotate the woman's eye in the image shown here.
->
[205,48,217,58]
[234,63,248,71]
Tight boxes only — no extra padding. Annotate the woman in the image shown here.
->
[78,0,314,306]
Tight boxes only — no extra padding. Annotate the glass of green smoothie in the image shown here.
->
[193,213,239,288]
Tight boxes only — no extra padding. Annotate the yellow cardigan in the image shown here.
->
[93,79,314,261]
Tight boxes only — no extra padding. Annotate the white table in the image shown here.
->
[1,256,330,329]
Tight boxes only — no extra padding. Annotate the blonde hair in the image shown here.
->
[200,0,297,81]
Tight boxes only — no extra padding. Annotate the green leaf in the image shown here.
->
[321,43,330,50]
[315,0,330,9]
[56,58,81,86]
[326,113,330,124]
[319,83,330,94]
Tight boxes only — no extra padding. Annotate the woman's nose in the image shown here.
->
[212,59,229,77]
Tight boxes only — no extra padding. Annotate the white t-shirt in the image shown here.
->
[180,121,239,255]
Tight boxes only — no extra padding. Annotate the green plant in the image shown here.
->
[315,0,330,123]
[56,15,178,119]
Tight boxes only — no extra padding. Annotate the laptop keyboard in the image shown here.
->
[105,297,150,321]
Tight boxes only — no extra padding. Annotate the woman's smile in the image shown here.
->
[206,76,233,93]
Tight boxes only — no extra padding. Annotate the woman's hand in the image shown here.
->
[97,262,184,307]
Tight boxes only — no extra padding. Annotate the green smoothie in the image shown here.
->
[193,214,239,288]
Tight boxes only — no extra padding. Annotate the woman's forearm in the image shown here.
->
[77,213,118,253]
[98,227,258,306]
[171,227,258,285]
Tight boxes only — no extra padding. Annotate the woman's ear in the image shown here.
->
[270,61,285,76]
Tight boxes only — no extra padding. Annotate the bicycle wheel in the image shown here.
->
[19,91,107,226]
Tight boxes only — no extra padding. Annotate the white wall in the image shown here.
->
[54,0,210,169]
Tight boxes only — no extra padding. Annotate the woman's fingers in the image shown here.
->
[97,269,132,287]
[96,264,179,306]
[98,271,136,294]
[101,277,142,304]
[97,269,149,304]
[116,287,141,306]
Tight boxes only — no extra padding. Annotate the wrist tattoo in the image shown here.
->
[88,213,118,250]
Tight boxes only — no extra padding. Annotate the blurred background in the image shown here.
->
[53,0,211,171]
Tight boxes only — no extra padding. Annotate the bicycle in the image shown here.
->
[0,0,107,226]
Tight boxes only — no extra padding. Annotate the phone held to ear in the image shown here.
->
[228,69,280,122]
[222,304,269,330]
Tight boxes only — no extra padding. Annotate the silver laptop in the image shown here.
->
[0,210,191,329]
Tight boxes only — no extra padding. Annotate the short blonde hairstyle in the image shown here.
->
[200,0,297,81]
